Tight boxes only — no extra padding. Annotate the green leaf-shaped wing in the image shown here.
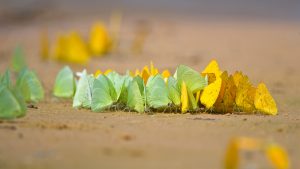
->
[53,66,76,98]
[73,70,94,108]
[146,75,171,109]
[127,77,145,113]
[91,75,115,112]
[167,77,181,107]
[16,68,44,102]
[176,65,207,93]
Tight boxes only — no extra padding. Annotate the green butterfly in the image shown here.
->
[175,65,207,93]
[187,86,198,111]
[11,45,27,72]
[16,68,44,103]
[106,71,126,100]
[167,77,181,107]
[1,70,12,89]
[91,75,117,112]
[118,74,133,105]
[0,84,26,119]
[73,70,94,109]
[146,75,171,109]
[126,76,145,113]
[53,66,76,98]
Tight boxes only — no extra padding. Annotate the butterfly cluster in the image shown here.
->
[40,22,113,64]
[54,60,277,115]
[0,47,44,119]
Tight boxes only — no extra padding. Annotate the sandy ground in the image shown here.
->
[0,14,300,169]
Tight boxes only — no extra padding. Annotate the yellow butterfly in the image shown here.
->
[214,72,236,113]
[141,66,150,84]
[254,83,278,115]
[200,77,222,109]
[234,72,256,113]
[89,22,111,56]
[65,32,90,64]
[181,81,197,113]
[53,35,67,61]
[202,59,222,77]
[150,61,159,76]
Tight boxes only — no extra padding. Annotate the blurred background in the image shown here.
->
[1,0,300,23]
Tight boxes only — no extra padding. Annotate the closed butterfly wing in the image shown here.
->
[1,70,12,89]
[91,75,114,112]
[127,77,145,113]
[202,59,222,77]
[16,68,44,103]
[181,81,189,113]
[176,65,207,93]
[11,45,27,72]
[118,75,133,105]
[235,74,256,113]
[254,83,277,115]
[146,75,171,109]
[89,22,111,56]
[167,77,181,107]
[53,66,76,98]
[187,86,198,111]
[215,72,236,113]
[73,70,94,108]
[106,71,125,100]
[0,86,25,119]
[200,77,222,109]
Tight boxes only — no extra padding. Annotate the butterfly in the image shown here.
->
[214,72,236,113]
[202,59,222,84]
[176,65,207,93]
[73,70,94,109]
[181,81,197,113]
[11,45,27,73]
[0,71,26,119]
[234,71,256,113]
[91,75,117,112]
[254,83,277,115]
[53,66,76,98]
[16,68,44,103]
[146,75,171,110]
[200,77,222,109]
[89,22,111,56]
[167,77,181,107]
[127,76,145,113]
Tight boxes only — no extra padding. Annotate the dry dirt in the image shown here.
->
[0,14,300,169]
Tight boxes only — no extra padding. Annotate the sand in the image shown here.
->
[0,14,299,169]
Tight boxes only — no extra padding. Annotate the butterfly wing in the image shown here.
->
[16,69,44,103]
[73,70,94,108]
[53,66,75,98]
[127,77,145,113]
[146,75,171,109]
[214,72,236,113]
[200,77,222,109]
[0,86,24,119]
[91,75,114,112]
[167,77,181,107]
[176,65,207,93]
[254,83,277,115]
